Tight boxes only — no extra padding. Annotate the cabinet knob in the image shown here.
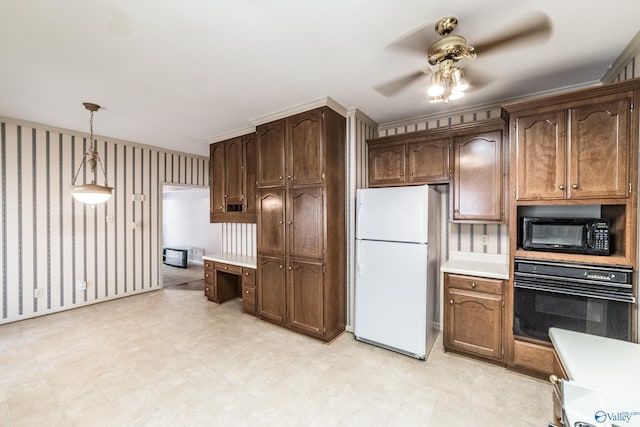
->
[449,299,454,305]
[224,194,228,198]
[549,375,561,385]
[399,172,404,176]
[205,274,209,278]
[279,176,283,180]
[454,209,459,214]
[572,184,579,190]
[279,220,284,224]
[224,266,228,270]
[279,265,283,269]
[219,205,223,209]
[245,290,250,294]
[559,184,565,190]
[471,282,476,288]
[242,205,246,209]
[409,172,414,176]
[206,287,209,291]
[245,272,249,276]
[287,175,292,180]
[288,266,293,270]
[288,221,293,225]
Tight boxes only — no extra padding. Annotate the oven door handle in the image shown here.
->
[514,280,636,304]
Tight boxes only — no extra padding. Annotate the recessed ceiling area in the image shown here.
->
[0,1,639,156]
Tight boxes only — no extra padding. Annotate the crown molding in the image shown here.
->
[347,108,378,129]
[251,96,348,126]
[206,126,256,144]
[377,80,599,131]
[601,30,640,83]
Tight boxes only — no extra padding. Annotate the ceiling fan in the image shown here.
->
[375,11,552,103]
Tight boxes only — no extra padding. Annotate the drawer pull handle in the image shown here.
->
[471,282,476,288]
[559,184,565,190]
[572,184,579,190]
[245,272,249,276]
[399,172,404,177]
[279,265,283,269]
[409,172,414,176]
[549,375,561,385]
[206,288,209,291]
[224,266,228,270]
[449,299,454,305]
[205,274,209,278]
[245,290,250,294]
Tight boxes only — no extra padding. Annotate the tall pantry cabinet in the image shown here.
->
[256,106,346,341]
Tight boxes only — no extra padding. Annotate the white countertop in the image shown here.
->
[202,253,257,269]
[440,252,509,279]
[549,327,640,396]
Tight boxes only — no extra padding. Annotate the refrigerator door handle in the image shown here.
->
[356,240,362,276]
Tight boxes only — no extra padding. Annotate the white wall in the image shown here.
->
[162,187,221,263]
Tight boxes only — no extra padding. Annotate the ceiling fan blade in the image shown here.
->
[472,11,552,56]
[385,22,435,55]
[374,70,426,97]
[461,66,494,92]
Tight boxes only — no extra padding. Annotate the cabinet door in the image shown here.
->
[243,133,257,214]
[453,131,503,222]
[368,144,406,187]
[287,109,323,186]
[257,255,286,324]
[407,139,450,183]
[569,96,630,199]
[445,288,502,360]
[287,186,324,260]
[257,119,286,188]
[287,259,324,336]
[210,143,225,217]
[514,111,567,200]
[225,137,244,205]
[257,190,285,255]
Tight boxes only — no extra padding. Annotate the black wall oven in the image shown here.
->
[513,258,635,343]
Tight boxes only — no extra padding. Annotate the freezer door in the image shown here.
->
[356,186,430,243]
[354,239,428,358]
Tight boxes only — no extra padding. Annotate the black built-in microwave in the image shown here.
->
[521,217,610,255]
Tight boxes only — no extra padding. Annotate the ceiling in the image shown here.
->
[1,1,639,157]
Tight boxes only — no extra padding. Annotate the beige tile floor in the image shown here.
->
[0,286,552,426]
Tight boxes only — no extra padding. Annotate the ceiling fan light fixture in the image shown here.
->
[427,72,445,96]
[450,68,469,94]
[428,95,445,103]
[70,102,113,206]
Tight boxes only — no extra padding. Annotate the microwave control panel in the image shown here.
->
[593,226,609,252]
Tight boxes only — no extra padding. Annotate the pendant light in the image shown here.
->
[70,102,113,205]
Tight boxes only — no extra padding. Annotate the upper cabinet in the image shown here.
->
[367,118,506,224]
[452,126,505,223]
[210,132,257,223]
[509,91,633,201]
[368,136,450,187]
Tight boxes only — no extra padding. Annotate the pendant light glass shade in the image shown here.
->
[70,103,113,206]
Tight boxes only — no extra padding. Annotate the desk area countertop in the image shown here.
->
[549,327,640,396]
[202,253,257,269]
[440,252,509,280]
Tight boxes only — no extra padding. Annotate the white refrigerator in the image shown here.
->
[354,185,440,359]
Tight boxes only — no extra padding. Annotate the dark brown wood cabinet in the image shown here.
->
[510,92,632,201]
[368,136,450,187]
[203,259,257,315]
[256,106,346,341]
[242,267,256,315]
[444,273,504,362]
[452,127,505,223]
[210,133,257,223]
[204,260,215,301]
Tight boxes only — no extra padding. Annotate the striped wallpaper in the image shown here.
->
[221,222,256,256]
[0,117,208,324]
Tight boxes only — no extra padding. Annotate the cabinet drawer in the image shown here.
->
[447,274,502,294]
[242,268,255,285]
[215,263,242,275]
[204,270,214,284]
[242,284,256,315]
[513,340,554,374]
[204,260,215,270]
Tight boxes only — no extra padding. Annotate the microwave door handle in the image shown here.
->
[586,224,592,246]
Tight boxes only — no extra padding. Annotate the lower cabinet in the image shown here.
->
[241,267,256,315]
[444,273,504,362]
[204,260,216,301]
[550,350,568,427]
[257,255,331,340]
